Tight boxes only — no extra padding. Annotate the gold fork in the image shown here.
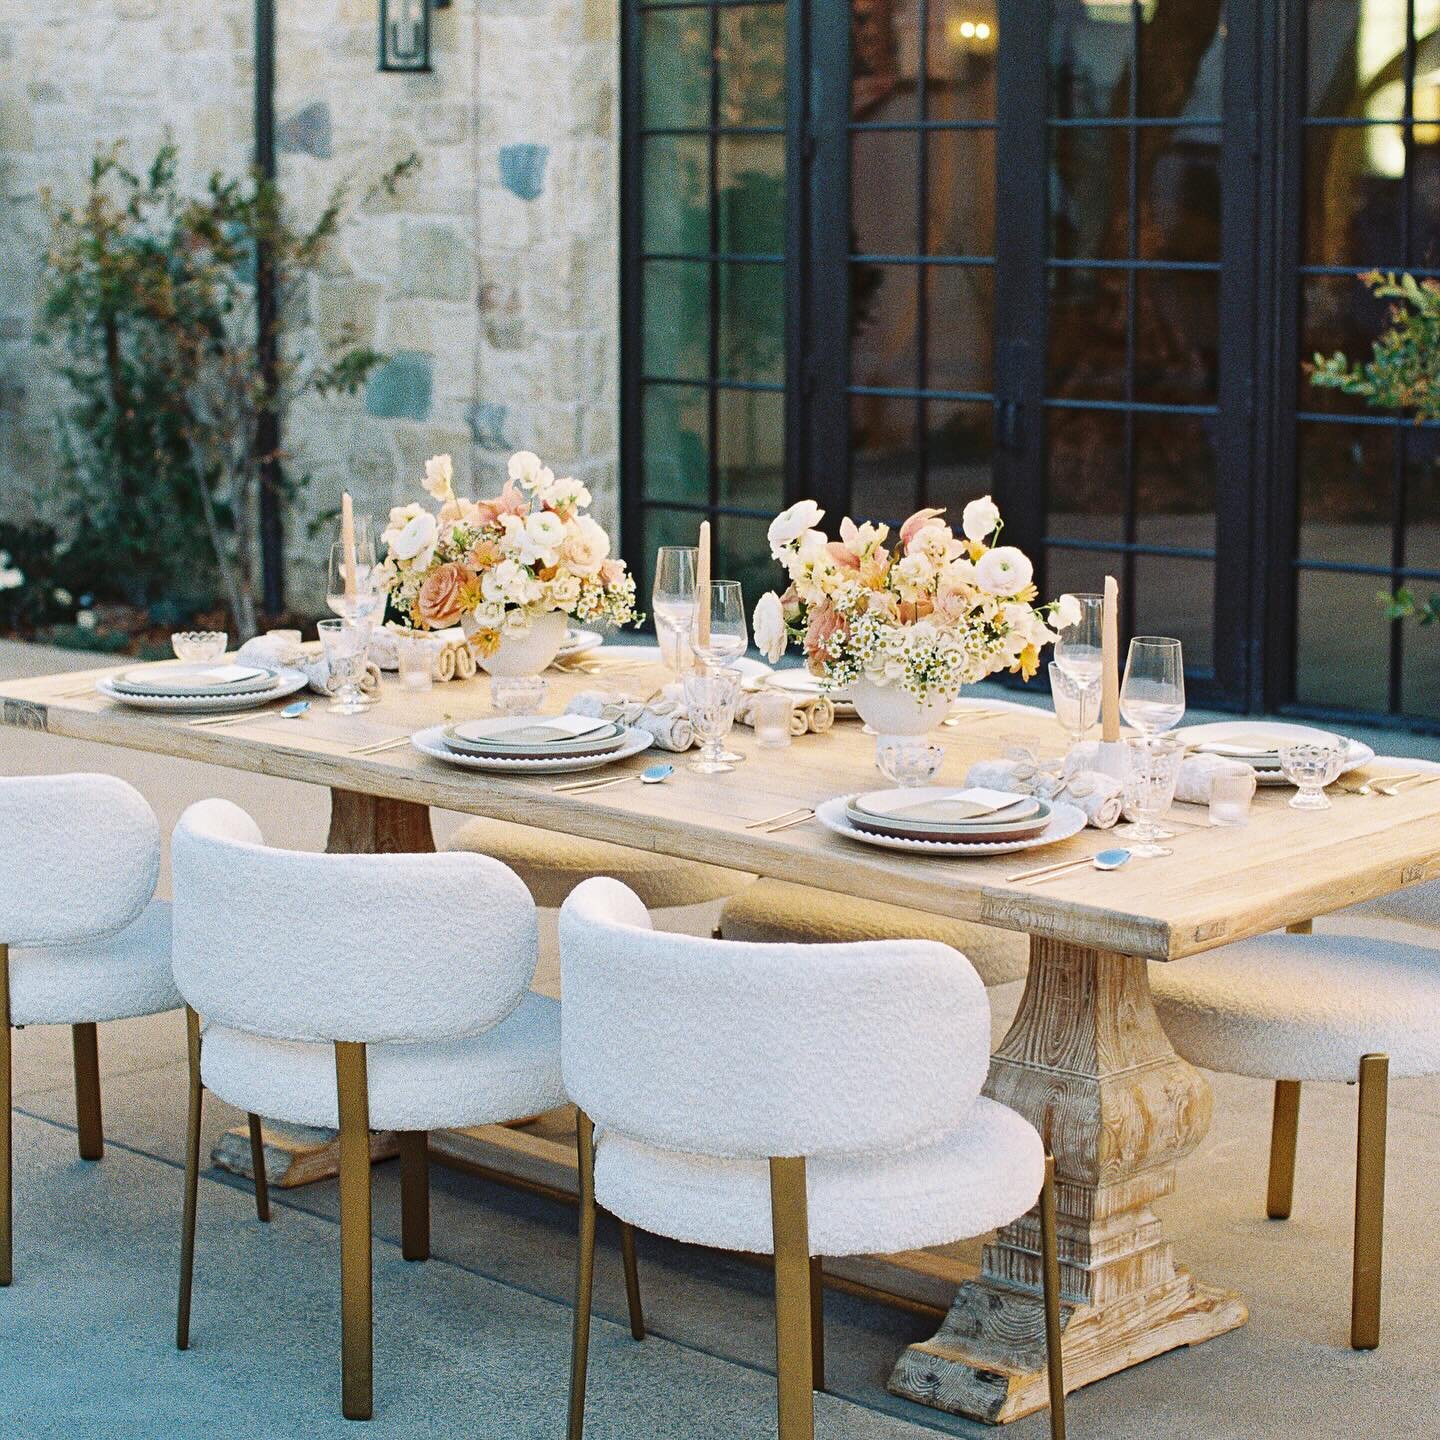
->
[1337,772,1421,797]
[745,806,811,830]
[756,809,814,834]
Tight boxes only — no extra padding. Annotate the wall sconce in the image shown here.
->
[379,0,451,74]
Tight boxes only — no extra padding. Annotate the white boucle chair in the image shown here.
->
[717,694,1043,983]
[0,774,251,1285]
[170,798,568,1421]
[559,876,1066,1440]
[1149,923,1440,1349]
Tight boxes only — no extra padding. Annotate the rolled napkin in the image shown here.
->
[733,691,835,737]
[566,689,694,752]
[236,634,303,669]
[963,756,1123,829]
[1172,751,1254,806]
[434,645,457,683]
[454,641,477,680]
[297,652,382,698]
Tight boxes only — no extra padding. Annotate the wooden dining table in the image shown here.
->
[5,648,1440,1425]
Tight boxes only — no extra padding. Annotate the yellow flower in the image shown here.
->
[1012,643,1040,680]
[466,627,502,659]
[967,540,986,562]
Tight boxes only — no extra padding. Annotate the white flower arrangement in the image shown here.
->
[381,451,637,659]
[754,497,1067,702]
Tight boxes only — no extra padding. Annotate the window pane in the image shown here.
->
[1050,126,1129,262]
[1307,0,1409,119]
[718,4,787,127]
[641,9,711,130]
[1140,126,1222,263]
[1046,410,1126,545]
[1401,621,1440,717]
[1301,274,1397,402]
[1297,421,1394,566]
[1134,415,1217,550]
[853,0,916,121]
[1303,124,1406,267]
[1050,1,1132,121]
[642,136,709,253]
[1048,268,1126,401]
[1136,3,1224,119]
[717,137,785,254]
[715,513,780,618]
[1045,545,1122,607]
[643,260,710,380]
[1405,426,1440,568]
[851,394,919,522]
[642,385,709,504]
[851,264,920,389]
[1296,569,1391,710]
[853,132,919,255]
[1134,555,1215,669]
[926,265,994,393]
[926,130,997,256]
[1135,270,1219,406]
[638,506,710,608]
[931,0,998,118]
[926,400,992,515]
[717,389,785,509]
[718,263,784,383]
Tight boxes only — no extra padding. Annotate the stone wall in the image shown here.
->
[0,0,618,609]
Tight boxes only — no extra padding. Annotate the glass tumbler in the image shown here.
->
[752,690,794,749]
[1278,735,1347,810]
[396,634,434,693]
[683,668,740,774]
[1208,769,1256,826]
[317,618,370,715]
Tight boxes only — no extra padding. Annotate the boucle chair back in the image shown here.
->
[0,773,159,946]
[559,876,991,1158]
[172,798,538,1044]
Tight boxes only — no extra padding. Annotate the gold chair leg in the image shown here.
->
[247,1113,270,1223]
[567,1111,598,1440]
[335,1041,373,1421]
[809,1256,825,1393]
[1352,1053,1389,1350]
[0,944,11,1288]
[176,1006,203,1348]
[1040,1152,1067,1440]
[619,1220,645,1340]
[71,1022,103,1161]
[769,1156,814,1440]
[398,1131,430,1262]
[1267,1080,1301,1220]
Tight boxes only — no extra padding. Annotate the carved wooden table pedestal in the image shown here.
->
[889,937,1247,1422]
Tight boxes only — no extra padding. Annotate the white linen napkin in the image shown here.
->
[965,753,1124,829]
[567,689,694,752]
[1172,751,1255,804]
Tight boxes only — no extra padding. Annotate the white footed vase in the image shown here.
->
[461,608,568,712]
[850,676,955,735]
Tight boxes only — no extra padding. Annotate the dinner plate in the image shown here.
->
[96,669,308,713]
[817,796,1086,856]
[1176,721,1375,784]
[850,788,1042,825]
[845,795,1053,844]
[412,723,654,774]
[443,716,628,758]
[111,663,275,697]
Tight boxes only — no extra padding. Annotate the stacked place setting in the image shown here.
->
[816,785,1086,856]
[97,660,308,714]
[410,712,654,775]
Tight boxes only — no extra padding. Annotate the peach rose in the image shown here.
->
[599,557,625,586]
[416,563,471,629]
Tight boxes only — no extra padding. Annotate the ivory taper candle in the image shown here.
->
[1101,573,1120,742]
[696,520,711,646]
[341,492,358,602]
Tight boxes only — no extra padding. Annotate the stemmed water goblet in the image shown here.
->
[1120,637,1185,740]
[683,668,740,775]
[1119,735,1184,856]
[652,546,697,677]
[691,580,748,761]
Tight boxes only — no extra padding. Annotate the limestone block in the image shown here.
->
[395,424,475,491]
[393,221,473,303]
[316,279,383,348]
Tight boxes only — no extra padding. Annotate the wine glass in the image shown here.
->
[1120,637,1185,738]
[1053,593,1104,691]
[327,540,383,626]
[652,546,698,675]
[1049,661,1099,749]
[691,580,748,669]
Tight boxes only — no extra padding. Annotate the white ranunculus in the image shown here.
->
[1054,592,1083,630]
[387,510,439,567]
[753,591,788,663]
[539,473,592,512]
[422,453,454,502]
[0,550,22,591]
[507,451,545,488]
[962,495,1002,543]
[382,502,424,551]
[974,545,1033,596]
[526,510,567,552]
[767,499,825,559]
[471,600,505,628]
[563,515,610,575]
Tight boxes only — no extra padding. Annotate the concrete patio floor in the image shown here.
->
[2,639,1438,1438]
